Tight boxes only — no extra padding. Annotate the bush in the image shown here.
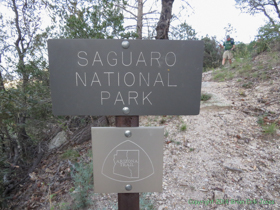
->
[69,161,94,209]
[201,36,222,70]
[234,42,249,58]
[201,93,212,101]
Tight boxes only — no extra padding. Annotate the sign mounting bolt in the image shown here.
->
[122,40,130,49]
[125,184,132,191]
[124,130,132,138]
[122,107,130,114]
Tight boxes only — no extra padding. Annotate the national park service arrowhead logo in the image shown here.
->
[102,140,154,182]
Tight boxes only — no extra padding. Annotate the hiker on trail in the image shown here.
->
[219,35,235,66]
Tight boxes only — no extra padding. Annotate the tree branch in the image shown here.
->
[122,7,137,18]
[271,0,280,19]
[12,0,22,57]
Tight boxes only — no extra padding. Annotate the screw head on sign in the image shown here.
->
[124,130,132,138]
[122,40,130,49]
[125,184,132,191]
[122,107,130,114]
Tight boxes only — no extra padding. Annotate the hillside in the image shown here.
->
[5,51,280,210]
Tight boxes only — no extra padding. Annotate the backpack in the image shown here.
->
[230,38,234,45]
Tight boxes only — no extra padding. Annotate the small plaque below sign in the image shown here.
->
[91,127,164,193]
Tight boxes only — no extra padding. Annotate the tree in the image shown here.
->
[0,0,50,206]
[235,0,280,26]
[156,0,174,39]
[119,0,159,39]
[48,0,129,39]
[170,22,198,40]
[202,35,222,70]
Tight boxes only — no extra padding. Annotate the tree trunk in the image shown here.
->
[156,0,174,39]
[137,0,143,39]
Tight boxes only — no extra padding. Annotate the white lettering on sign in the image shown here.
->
[114,92,125,105]
[92,52,103,66]
[77,51,88,66]
[124,72,135,87]
[151,52,161,67]
[91,72,101,86]
[100,91,153,105]
[153,73,164,87]
[76,72,86,86]
[136,52,147,66]
[76,72,176,87]
[128,91,139,105]
[76,50,178,106]
[101,91,110,105]
[165,52,176,67]
[77,51,177,67]
[107,51,117,66]
[139,72,150,86]
[104,72,114,86]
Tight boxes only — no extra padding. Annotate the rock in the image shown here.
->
[49,131,67,150]
[214,190,224,201]
[158,205,167,210]
[184,142,191,147]
[238,139,245,144]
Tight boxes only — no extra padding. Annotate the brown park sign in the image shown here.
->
[47,39,204,115]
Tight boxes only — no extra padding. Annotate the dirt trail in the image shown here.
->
[137,71,280,210]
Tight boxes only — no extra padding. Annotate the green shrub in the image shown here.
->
[69,161,94,209]
[61,149,80,161]
[180,124,187,131]
[201,93,212,101]
[202,35,222,70]
[263,123,277,135]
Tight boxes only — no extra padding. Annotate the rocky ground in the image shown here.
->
[8,61,280,209]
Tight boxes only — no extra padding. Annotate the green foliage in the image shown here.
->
[257,23,280,41]
[170,22,198,40]
[213,68,235,81]
[201,93,212,101]
[263,123,277,135]
[61,149,80,161]
[257,116,265,126]
[49,0,134,39]
[69,161,94,209]
[202,35,222,70]
[0,157,8,208]
[234,42,249,58]
[180,124,187,131]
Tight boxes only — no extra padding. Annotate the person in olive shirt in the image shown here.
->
[219,35,235,66]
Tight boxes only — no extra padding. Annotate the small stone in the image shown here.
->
[238,139,245,144]
[214,190,224,201]
[158,205,167,210]
[184,142,191,147]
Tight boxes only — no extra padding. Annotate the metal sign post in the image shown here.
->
[116,115,139,210]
